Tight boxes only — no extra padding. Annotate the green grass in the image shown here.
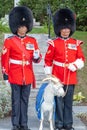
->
[73,31,87,41]
[31,26,48,34]
[72,31,87,101]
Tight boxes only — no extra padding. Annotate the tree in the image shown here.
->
[0,0,86,31]
[0,0,14,18]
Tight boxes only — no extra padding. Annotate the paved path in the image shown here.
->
[0,98,87,130]
[0,34,87,130]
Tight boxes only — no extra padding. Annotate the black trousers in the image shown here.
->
[55,85,75,128]
[11,84,31,127]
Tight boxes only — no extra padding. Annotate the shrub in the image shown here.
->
[0,82,11,118]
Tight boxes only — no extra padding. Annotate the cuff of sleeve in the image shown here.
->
[3,73,8,80]
[74,59,84,69]
[73,64,78,69]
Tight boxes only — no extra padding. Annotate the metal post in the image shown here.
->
[48,12,51,39]
[47,4,53,39]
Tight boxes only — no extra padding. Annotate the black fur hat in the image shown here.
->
[9,6,33,34]
[53,8,76,37]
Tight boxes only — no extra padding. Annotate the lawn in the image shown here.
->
[72,31,87,101]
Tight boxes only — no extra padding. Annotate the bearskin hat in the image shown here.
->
[9,6,33,34]
[53,8,76,37]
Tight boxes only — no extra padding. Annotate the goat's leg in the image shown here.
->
[39,110,44,130]
[49,109,54,130]
[39,120,43,130]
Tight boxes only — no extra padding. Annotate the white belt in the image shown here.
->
[53,60,69,67]
[10,59,30,65]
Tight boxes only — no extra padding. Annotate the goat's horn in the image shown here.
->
[42,75,60,83]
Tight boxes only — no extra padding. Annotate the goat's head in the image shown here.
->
[42,75,65,97]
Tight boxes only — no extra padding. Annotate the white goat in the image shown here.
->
[39,75,65,130]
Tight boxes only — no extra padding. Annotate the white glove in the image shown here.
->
[44,66,52,75]
[33,49,40,59]
[58,87,65,97]
[68,63,77,72]
[4,80,10,86]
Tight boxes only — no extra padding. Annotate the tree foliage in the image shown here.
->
[19,0,87,31]
[0,0,87,31]
[0,0,14,18]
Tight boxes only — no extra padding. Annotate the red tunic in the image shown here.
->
[1,35,42,88]
[44,37,85,85]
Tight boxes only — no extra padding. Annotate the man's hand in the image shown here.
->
[68,63,77,72]
[33,49,40,59]
[4,80,10,87]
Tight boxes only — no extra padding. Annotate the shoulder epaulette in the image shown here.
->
[4,34,14,40]
[76,40,83,46]
[8,35,14,39]
[47,39,54,47]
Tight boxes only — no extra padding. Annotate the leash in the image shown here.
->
[63,68,71,97]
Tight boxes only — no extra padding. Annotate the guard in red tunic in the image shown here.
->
[1,6,42,130]
[44,8,85,130]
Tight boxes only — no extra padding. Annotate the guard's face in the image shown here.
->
[17,26,28,36]
[60,28,70,38]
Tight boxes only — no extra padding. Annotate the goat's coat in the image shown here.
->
[36,82,49,119]
[35,76,64,130]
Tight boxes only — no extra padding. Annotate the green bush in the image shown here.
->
[0,82,11,118]
[76,12,87,31]
[0,23,10,33]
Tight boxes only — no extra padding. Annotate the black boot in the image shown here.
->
[54,126,64,130]
[64,126,74,130]
[12,126,20,130]
[20,126,31,130]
